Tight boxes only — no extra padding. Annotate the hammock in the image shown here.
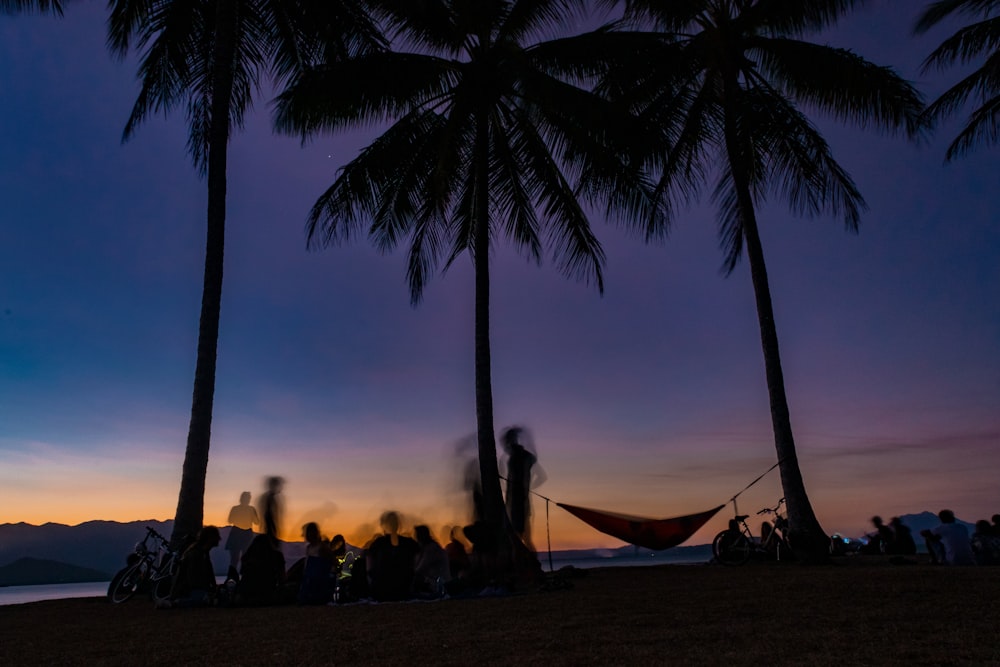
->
[557,503,724,551]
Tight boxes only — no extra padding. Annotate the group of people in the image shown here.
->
[861,515,917,556]
[920,510,1000,567]
[160,427,546,608]
[861,510,1000,566]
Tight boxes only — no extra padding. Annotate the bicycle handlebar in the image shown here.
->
[145,526,169,544]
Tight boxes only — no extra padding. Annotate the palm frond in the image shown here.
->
[744,0,864,35]
[273,52,456,137]
[1,0,63,15]
[942,87,1000,158]
[752,37,925,136]
[915,0,999,34]
[921,15,1000,69]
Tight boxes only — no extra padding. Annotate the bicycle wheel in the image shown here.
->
[108,562,145,603]
[712,530,751,566]
[150,557,178,603]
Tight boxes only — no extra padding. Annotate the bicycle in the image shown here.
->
[712,497,790,565]
[107,526,180,604]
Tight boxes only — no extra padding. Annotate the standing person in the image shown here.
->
[224,491,259,577]
[921,509,975,566]
[260,476,285,548]
[501,426,546,550]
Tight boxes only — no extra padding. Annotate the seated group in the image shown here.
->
[167,510,504,608]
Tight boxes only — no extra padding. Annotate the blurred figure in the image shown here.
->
[886,517,916,556]
[861,516,892,555]
[445,526,472,582]
[165,526,221,608]
[992,514,1000,536]
[224,491,259,575]
[296,522,334,605]
[366,511,419,602]
[259,476,285,548]
[413,525,451,598]
[921,509,975,566]
[971,520,1000,566]
[501,426,546,550]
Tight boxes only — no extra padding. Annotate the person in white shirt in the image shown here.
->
[922,509,975,565]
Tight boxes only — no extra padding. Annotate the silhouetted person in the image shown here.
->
[260,476,285,548]
[366,511,419,602]
[225,491,259,575]
[165,525,221,608]
[413,525,451,598]
[501,426,546,550]
[971,520,1000,566]
[445,526,472,581]
[237,534,286,606]
[921,509,975,565]
[886,516,916,556]
[296,522,334,604]
[862,516,892,555]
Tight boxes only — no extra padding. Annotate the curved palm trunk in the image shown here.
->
[171,0,237,547]
[472,113,504,533]
[721,81,828,561]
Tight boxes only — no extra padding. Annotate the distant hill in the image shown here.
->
[0,520,175,575]
[0,511,977,585]
[0,557,111,586]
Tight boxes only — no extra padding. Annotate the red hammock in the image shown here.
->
[557,503,724,551]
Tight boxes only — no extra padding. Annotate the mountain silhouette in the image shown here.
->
[0,557,111,586]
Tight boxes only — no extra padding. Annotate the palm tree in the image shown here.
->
[275,0,659,550]
[604,0,924,559]
[107,0,384,545]
[0,0,64,13]
[916,0,1000,159]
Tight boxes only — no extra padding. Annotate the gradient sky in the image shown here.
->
[1,2,997,550]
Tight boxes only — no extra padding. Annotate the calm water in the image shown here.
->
[0,550,710,607]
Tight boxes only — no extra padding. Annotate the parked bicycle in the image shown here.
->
[712,497,790,565]
[107,526,180,603]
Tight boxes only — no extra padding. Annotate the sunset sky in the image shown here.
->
[1,2,997,551]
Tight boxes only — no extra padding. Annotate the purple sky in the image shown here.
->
[1,2,997,549]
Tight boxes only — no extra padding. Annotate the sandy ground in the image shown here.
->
[2,558,998,666]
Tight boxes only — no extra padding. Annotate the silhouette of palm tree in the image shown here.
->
[0,0,64,14]
[916,0,1000,159]
[275,0,659,542]
[107,0,384,545]
[603,0,924,558]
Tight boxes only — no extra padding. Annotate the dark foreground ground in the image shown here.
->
[2,558,998,666]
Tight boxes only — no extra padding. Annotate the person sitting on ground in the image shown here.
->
[366,511,419,602]
[971,520,1000,566]
[445,526,472,582]
[166,525,221,608]
[413,525,451,598]
[921,509,975,566]
[861,516,891,555]
[237,534,286,606]
[886,516,916,556]
[296,522,334,605]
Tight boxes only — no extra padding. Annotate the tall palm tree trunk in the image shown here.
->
[472,113,504,534]
[172,0,237,547]
[721,82,828,561]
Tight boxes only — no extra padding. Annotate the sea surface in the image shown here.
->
[0,550,710,607]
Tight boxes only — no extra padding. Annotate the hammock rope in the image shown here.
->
[501,460,784,570]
